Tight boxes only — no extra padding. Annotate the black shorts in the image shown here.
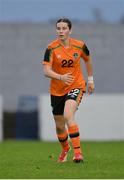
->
[51,88,85,115]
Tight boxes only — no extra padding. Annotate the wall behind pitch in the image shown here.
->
[0,23,124,111]
[0,95,3,141]
[38,94,124,141]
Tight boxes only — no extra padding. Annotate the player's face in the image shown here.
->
[56,22,71,41]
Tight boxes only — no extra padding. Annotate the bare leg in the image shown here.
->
[53,115,70,150]
[54,115,66,134]
[64,99,82,155]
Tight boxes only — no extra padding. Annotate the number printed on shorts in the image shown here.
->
[68,89,80,97]
[61,59,73,67]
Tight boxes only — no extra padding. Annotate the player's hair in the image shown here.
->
[56,18,72,30]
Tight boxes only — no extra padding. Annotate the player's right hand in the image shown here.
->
[61,73,74,85]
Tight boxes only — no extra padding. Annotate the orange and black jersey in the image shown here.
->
[42,38,90,96]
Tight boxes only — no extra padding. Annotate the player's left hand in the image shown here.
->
[88,82,95,95]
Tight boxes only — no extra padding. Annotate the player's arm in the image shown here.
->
[43,64,74,85]
[85,57,95,94]
[43,64,61,80]
[42,48,74,84]
[81,44,95,94]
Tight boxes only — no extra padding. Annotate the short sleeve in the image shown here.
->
[42,47,53,66]
[81,44,90,62]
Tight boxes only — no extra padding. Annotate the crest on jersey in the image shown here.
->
[73,53,78,59]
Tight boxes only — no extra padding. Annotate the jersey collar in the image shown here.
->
[58,38,72,50]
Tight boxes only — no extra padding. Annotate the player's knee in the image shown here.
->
[64,112,73,122]
[56,124,65,133]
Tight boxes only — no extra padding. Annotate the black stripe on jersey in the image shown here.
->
[82,44,90,56]
[44,48,52,62]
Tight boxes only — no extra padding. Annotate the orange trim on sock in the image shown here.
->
[68,124,79,134]
[57,130,68,139]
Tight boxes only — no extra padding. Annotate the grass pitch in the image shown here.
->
[0,140,124,179]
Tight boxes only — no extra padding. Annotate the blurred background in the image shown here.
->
[0,0,124,141]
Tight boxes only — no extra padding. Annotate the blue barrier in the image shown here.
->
[16,96,38,139]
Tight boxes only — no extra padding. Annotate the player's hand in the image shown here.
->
[88,82,95,95]
[60,73,74,85]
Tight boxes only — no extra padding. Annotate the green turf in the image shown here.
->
[0,140,124,179]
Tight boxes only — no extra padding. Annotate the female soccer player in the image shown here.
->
[42,18,94,163]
